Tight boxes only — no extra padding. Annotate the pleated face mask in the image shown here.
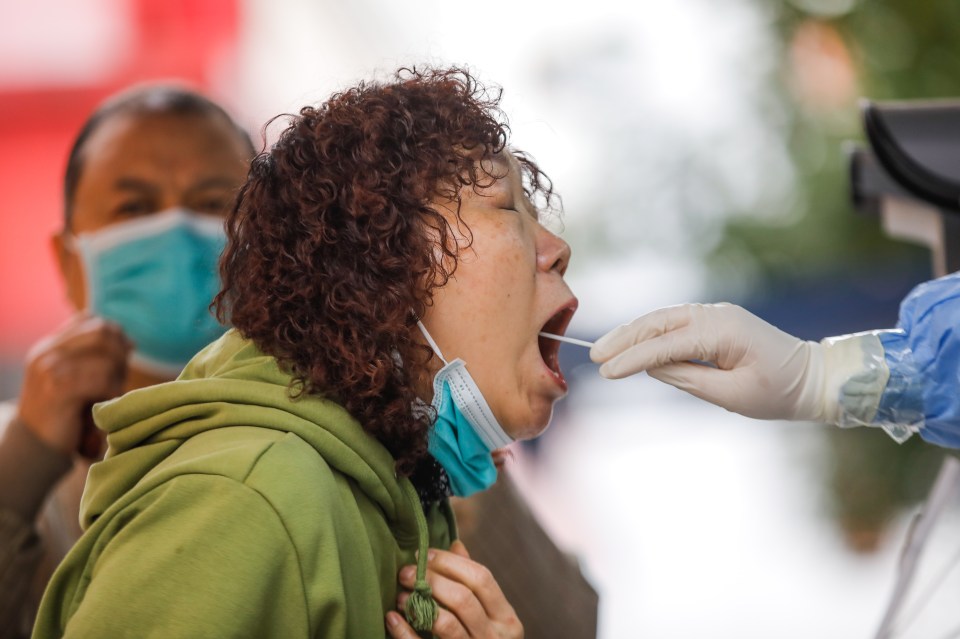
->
[416,320,513,497]
[71,208,229,377]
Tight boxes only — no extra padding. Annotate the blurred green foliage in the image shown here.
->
[824,428,945,552]
[711,0,960,286]
[720,0,960,550]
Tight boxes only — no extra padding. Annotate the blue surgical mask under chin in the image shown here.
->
[72,208,228,378]
[416,321,513,497]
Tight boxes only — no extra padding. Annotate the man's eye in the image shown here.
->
[115,201,153,216]
[193,197,232,215]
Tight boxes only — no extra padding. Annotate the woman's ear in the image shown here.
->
[51,232,86,310]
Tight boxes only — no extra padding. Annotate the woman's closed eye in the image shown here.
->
[501,202,539,222]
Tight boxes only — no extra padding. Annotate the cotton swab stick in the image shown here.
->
[539,331,719,368]
[538,332,595,349]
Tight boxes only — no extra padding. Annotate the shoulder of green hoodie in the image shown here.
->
[32,331,456,639]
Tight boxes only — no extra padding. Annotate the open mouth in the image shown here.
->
[538,303,577,384]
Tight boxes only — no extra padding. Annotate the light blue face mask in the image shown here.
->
[72,208,228,377]
[416,320,513,497]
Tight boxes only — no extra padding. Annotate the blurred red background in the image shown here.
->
[0,0,239,359]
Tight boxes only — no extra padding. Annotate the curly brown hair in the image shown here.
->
[215,67,556,475]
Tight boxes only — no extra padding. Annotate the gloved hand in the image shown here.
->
[589,303,883,423]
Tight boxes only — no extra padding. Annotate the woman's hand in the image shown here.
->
[386,540,523,639]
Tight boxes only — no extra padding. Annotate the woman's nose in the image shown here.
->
[537,227,571,276]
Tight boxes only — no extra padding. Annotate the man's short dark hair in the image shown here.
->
[63,84,256,227]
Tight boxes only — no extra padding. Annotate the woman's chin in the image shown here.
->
[504,404,555,441]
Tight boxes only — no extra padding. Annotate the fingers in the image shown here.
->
[427,547,511,619]
[32,314,130,369]
[648,362,726,398]
[17,314,133,454]
[397,564,487,632]
[76,354,127,398]
[395,543,523,638]
[449,539,470,559]
[598,327,717,379]
[396,593,471,639]
[386,611,440,639]
[648,362,755,416]
[590,305,697,364]
[387,548,521,638]
[28,317,131,401]
[36,353,127,399]
[398,548,513,622]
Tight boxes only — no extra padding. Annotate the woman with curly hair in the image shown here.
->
[34,67,577,639]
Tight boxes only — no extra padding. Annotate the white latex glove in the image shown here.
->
[589,303,879,423]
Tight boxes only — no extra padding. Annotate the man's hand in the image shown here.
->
[15,314,131,457]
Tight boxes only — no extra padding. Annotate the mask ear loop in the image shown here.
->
[416,319,449,366]
[61,232,96,314]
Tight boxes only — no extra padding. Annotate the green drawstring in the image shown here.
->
[400,479,438,632]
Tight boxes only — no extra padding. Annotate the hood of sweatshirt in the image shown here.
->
[81,329,442,631]
[82,328,423,545]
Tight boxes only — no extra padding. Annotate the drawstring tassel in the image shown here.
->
[400,478,439,631]
[404,578,438,631]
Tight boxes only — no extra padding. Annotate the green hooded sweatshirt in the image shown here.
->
[33,330,456,638]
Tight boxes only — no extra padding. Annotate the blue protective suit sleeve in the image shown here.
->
[874,272,960,448]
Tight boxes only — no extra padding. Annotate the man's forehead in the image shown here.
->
[84,111,244,158]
